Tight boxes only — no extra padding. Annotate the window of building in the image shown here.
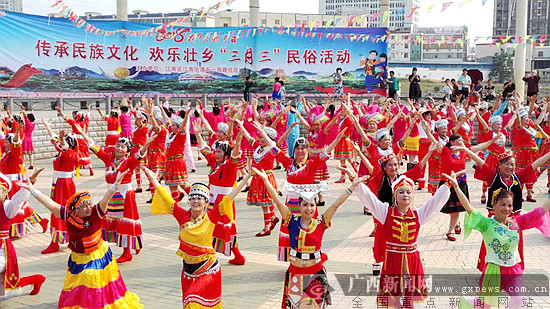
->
[275,19,280,25]
[262,19,267,24]
[223,23,229,27]
[404,53,408,58]
[539,51,544,57]
[241,18,246,24]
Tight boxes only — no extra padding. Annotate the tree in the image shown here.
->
[489,51,513,83]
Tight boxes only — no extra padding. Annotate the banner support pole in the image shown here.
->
[106,95,112,113]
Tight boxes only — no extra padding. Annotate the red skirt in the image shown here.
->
[211,194,238,256]
[50,177,75,244]
[378,250,428,307]
[310,152,330,182]
[165,155,189,186]
[102,190,142,250]
[247,171,277,207]
[148,149,166,175]
[513,146,538,169]
[334,136,353,160]
[477,211,525,272]
[541,141,550,170]
[181,259,222,308]
[77,138,91,165]
[242,138,254,158]
[105,133,120,148]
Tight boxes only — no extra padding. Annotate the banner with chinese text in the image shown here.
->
[0,11,388,94]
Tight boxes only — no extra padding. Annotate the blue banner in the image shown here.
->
[0,11,388,94]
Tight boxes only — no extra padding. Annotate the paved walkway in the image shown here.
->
[1,155,550,308]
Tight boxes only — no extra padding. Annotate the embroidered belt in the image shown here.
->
[289,249,322,262]
[386,242,418,253]
[106,131,119,135]
[0,230,9,240]
[167,154,183,160]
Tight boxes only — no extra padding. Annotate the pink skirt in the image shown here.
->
[22,137,34,153]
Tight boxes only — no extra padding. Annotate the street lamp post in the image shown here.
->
[117,0,128,21]
[514,0,528,97]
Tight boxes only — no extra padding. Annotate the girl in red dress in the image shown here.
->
[40,120,79,254]
[324,107,352,183]
[56,106,94,176]
[75,124,154,263]
[146,106,168,202]
[512,106,539,202]
[194,120,246,265]
[235,119,284,236]
[164,112,191,200]
[451,107,475,149]
[96,108,120,149]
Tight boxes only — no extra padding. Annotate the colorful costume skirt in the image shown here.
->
[58,241,143,309]
[427,153,442,195]
[9,206,42,238]
[102,189,143,250]
[22,136,34,153]
[181,259,222,308]
[50,177,75,244]
[77,138,92,166]
[378,250,428,307]
[403,135,420,156]
[165,155,189,186]
[282,262,331,309]
[334,136,353,160]
[513,146,538,170]
[247,170,277,207]
[310,152,330,182]
[148,149,166,176]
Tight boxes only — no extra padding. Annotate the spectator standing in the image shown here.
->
[244,76,254,102]
[387,70,399,100]
[443,78,453,101]
[503,78,515,98]
[458,69,472,102]
[484,79,496,101]
[523,70,541,98]
[408,67,422,103]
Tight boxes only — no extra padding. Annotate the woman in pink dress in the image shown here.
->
[120,101,133,139]
[21,106,35,170]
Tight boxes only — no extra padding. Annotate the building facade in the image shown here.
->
[0,0,22,12]
[215,11,366,28]
[494,0,550,36]
[83,10,215,27]
[319,0,419,31]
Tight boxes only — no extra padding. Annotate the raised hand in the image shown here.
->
[114,170,129,187]
[28,167,45,185]
[251,167,267,180]
[192,119,202,134]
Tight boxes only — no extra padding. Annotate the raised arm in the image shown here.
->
[227,171,252,201]
[17,181,62,218]
[96,108,106,119]
[196,108,213,135]
[470,133,499,154]
[276,122,298,147]
[234,118,252,142]
[532,148,550,170]
[73,123,93,146]
[397,115,417,148]
[253,121,276,148]
[352,142,373,175]
[192,119,207,149]
[349,114,371,147]
[453,145,485,167]
[42,118,55,139]
[293,106,310,131]
[252,168,289,220]
[326,128,348,154]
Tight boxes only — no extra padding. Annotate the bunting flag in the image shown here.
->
[442,2,453,12]
[407,6,420,18]
[428,4,436,12]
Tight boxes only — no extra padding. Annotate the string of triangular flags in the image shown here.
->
[50,0,236,36]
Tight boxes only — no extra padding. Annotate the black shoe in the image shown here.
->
[146,198,152,204]
[278,191,283,197]
[190,169,196,173]
[146,188,151,192]
[241,186,249,193]
[316,201,325,207]
[274,166,282,170]
[237,177,243,182]
[472,164,477,169]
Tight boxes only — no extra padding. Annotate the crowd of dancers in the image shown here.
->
[1,91,550,309]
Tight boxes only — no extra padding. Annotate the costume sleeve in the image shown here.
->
[96,204,106,219]
[207,195,235,223]
[416,185,451,226]
[464,208,490,238]
[3,188,30,219]
[516,207,547,231]
[404,163,423,181]
[276,151,293,169]
[150,185,175,215]
[516,165,538,184]
[200,145,217,167]
[282,212,294,227]
[474,163,496,183]
[50,137,65,153]
[355,183,389,224]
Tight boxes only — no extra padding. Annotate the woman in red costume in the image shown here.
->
[235,119,283,237]
[40,119,79,254]
[96,108,120,149]
[273,131,346,262]
[75,124,154,263]
[450,107,475,149]
[512,105,539,202]
[145,105,168,203]
[164,111,191,200]
[324,102,353,183]
[132,109,149,193]
[145,167,252,308]
[0,122,47,240]
[0,173,45,298]
[56,106,94,176]
[194,120,246,265]
[255,167,367,309]
[356,173,453,308]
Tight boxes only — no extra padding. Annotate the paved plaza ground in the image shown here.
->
[1,154,550,308]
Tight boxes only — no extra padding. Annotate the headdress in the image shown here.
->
[312,114,329,125]
[434,119,449,131]
[189,183,209,200]
[116,137,132,152]
[293,137,309,151]
[379,153,397,165]
[217,122,229,134]
[497,151,514,162]
[263,126,278,140]
[375,129,390,142]
[65,191,92,228]
[171,115,184,127]
[518,107,529,119]
[479,101,489,110]
[391,175,414,193]
[455,108,466,118]
[65,133,78,150]
[213,140,232,157]
[488,115,503,126]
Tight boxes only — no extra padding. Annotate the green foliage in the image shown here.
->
[489,51,513,83]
